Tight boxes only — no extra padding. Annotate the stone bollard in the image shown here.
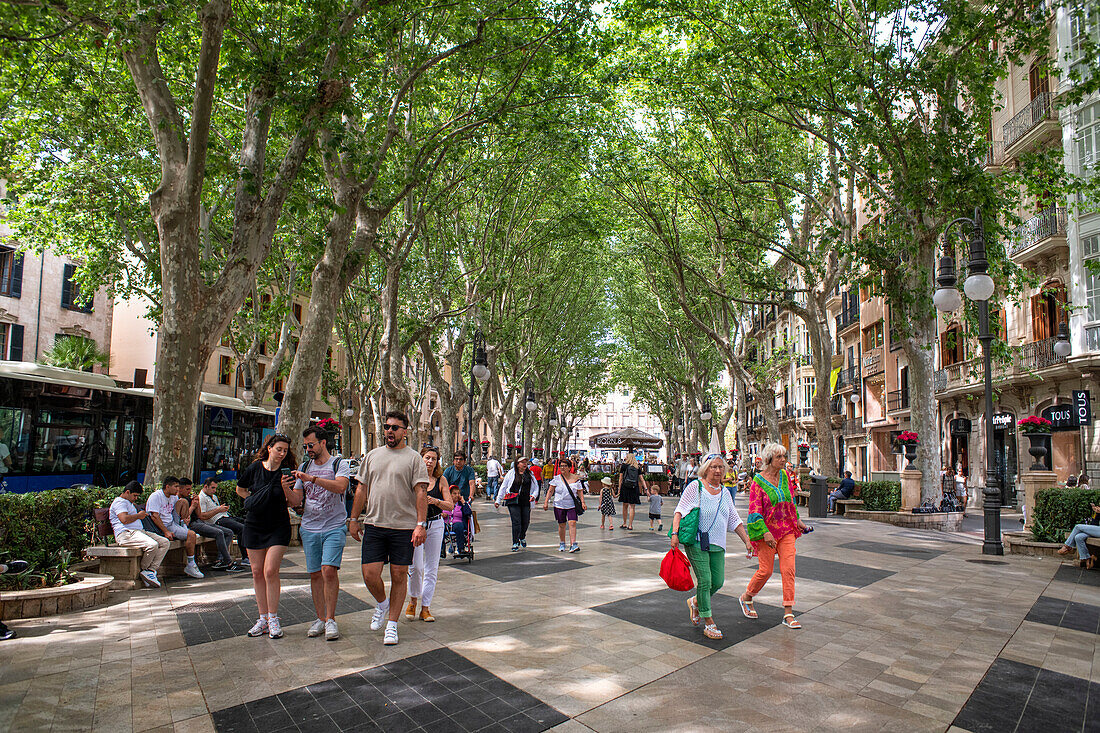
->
[900,469,922,510]
[1019,469,1058,528]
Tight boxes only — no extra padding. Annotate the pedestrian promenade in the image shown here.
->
[0,497,1095,733]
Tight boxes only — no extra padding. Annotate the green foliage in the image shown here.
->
[0,488,109,574]
[1031,488,1100,543]
[854,480,902,512]
[39,336,110,372]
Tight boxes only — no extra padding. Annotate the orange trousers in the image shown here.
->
[746,533,796,606]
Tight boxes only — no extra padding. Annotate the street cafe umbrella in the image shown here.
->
[588,427,664,451]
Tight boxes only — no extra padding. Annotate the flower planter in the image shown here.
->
[0,572,113,620]
[797,446,809,467]
[903,443,918,470]
[1024,432,1051,471]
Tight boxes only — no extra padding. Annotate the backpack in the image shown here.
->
[623,464,640,485]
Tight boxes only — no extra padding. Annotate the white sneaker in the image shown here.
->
[139,569,161,588]
[383,622,398,645]
[268,616,283,639]
[308,619,325,638]
[370,606,387,631]
[247,618,268,637]
[184,561,204,579]
[325,619,339,641]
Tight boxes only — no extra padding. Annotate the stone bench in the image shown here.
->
[87,536,230,591]
[834,499,864,516]
[794,490,810,507]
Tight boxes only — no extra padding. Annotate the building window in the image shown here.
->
[292,302,302,323]
[1077,101,1100,177]
[1071,3,1100,80]
[61,264,93,313]
[0,323,23,360]
[259,340,268,356]
[258,363,266,380]
[941,324,966,366]
[862,321,884,349]
[0,248,23,298]
[1085,233,1100,323]
[1030,282,1067,341]
[218,355,232,385]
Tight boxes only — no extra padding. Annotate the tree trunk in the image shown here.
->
[378,259,408,413]
[734,375,749,466]
[764,398,781,443]
[148,313,211,482]
[806,300,839,476]
[368,391,384,449]
[904,328,941,502]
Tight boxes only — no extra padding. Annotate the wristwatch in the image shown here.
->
[416,521,426,527]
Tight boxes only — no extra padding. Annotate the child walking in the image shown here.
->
[599,477,618,530]
[647,486,663,532]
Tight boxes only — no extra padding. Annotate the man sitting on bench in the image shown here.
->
[829,471,856,514]
[146,476,204,579]
[178,477,245,572]
[110,481,170,588]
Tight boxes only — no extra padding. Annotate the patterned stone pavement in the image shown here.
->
[0,497,1095,733]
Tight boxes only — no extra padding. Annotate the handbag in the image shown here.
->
[668,479,703,545]
[563,478,585,517]
[698,490,725,551]
[659,547,695,591]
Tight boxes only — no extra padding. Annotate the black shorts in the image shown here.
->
[361,525,415,566]
[649,513,661,520]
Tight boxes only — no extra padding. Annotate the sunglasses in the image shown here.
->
[272,433,289,442]
[303,442,317,449]
[383,424,405,432]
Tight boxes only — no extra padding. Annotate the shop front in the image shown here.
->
[1041,402,1084,483]
[991,412,1017,506]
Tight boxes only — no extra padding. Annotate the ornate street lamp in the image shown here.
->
[1054,321,1072,358]
[700,402,713,422]
[466,330,490,459]
[549,405,559,428]
[241,375,254,404]
[936,207,1002,555]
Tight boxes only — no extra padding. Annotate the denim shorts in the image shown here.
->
[163,522,190,541]
[300,526,348,572]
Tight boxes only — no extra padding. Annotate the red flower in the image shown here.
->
[1019,416,1052,434]
[897,431,919,444]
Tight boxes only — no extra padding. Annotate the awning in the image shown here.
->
[588,427,664,450]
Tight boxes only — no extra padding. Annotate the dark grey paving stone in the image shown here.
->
[175,586,370,646]
[1054,564,1100,587]
[954,657,1094,733]
[451,551,588,583]
[1024,594,1100,635]
[889,529,976,545]
[837,540,950,560]
[592,587,787,650]
[603,531,672,551]
[211,648,567,733]
[794,556,894,587]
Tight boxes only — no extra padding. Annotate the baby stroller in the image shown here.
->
[443,508,476,563]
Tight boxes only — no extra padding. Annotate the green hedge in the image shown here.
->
[1031,488,1100,543]
[854,480,901,511]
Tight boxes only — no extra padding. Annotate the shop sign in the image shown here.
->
[950,418,972,435]
[1073,390,1092,426]
[1040,404,1078,432]
[992,413,1015,430]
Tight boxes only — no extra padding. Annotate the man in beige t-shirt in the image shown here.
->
[349,410,428,646]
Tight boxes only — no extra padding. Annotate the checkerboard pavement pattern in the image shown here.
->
[0,495,1093,732]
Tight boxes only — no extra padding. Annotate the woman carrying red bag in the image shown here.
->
[670,453,752,640]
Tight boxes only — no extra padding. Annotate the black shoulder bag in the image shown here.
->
[563,477,585,517]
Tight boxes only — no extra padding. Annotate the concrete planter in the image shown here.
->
[1003,531,1062,557]
[0,572,113,620]
[845,509,964,532]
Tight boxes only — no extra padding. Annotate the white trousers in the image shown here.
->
[408,519,445,607]
[115,528,170,571]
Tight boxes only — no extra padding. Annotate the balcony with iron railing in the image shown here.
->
[831,395,845,416]
[836,302,860,333]
[836,365,860,390]
[796,407,814,420]
[778,404,797,421]
[1003,91,1059,155]
[887,388,910,413]
[842,418,865,438]
[1010,206,1067,261]
[934,336,1069,394]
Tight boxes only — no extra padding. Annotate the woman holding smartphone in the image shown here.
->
[236,433,301,639]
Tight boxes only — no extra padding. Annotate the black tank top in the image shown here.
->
[427,478,444,521]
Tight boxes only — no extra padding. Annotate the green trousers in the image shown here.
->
[685,543,725,617]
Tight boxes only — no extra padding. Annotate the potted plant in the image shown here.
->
[896,431,919,470]
[1018,416,1053,470]
[797,441,810,467]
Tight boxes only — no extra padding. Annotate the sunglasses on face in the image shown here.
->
[383,424,405,432]
[303,442,316,449]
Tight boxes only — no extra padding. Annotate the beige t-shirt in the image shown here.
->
[357,445,429,529]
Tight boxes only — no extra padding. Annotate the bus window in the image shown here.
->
[0,407,30,475]
[33,410,93,472]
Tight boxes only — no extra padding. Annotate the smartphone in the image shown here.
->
[281,468,292,477]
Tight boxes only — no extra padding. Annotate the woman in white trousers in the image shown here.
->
[406,446,454,622]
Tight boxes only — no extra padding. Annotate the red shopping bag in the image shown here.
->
[659,547,695,591]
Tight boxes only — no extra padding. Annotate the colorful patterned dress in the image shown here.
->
[744,469,803,548]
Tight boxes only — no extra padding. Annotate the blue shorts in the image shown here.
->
[300,527,347,572]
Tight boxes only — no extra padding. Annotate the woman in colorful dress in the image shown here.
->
[740,442,807,629]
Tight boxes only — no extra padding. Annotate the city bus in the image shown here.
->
[0,361,275,492]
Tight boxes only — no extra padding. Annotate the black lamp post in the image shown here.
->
[467,330,490,459]
[935,208,1002,555]
[548,404,559,457]
[522,381,536,456]
[700,401,713,439]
